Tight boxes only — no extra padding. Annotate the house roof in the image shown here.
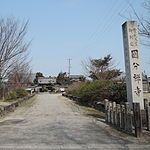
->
[69,75,84,79]
[38,77,56,84]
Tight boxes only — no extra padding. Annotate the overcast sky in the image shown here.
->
[0,0,149,76]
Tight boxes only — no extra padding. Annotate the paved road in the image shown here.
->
[0,93,150,150]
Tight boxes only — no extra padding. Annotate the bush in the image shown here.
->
[6,91,17,100]
[6,88,28,101]
[66,80,127,106]
[15,88,28,98]
[108,82,127,103]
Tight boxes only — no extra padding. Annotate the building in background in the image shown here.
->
[69,75,85,82]
[38,77,56,85]
[37,77,56,92]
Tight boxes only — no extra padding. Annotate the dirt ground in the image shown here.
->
[0,93,149,150]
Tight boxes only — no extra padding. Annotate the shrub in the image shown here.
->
[15,88,28,98]
[66,80,127,106]
[6,88,28,101]
[6,91,17,100]
[108,82,127,103]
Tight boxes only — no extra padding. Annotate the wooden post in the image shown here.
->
[145,99,150,131]
[144,99,149,109]
[107,101,112,124]
[125,102,132,133]
[121,104,125,130]
[110,102,113,124]
[116,104,121,129]
[133,103,142,137]
[107,101,111,124]
[104,99,109,123]
[146,107,150,131]
[112,102,116,125]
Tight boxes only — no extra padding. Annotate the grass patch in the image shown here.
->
[5,88,28,102]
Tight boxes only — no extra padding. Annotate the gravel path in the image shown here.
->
[0,93,149,150]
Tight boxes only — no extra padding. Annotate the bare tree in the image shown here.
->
[0,17,31,99]
[140,0,150,38]
[128,0,150,46]
[8,55,32,89]
[0,17,30,80]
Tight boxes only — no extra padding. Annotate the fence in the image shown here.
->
[62,93,105,111]
[62,93,150,137]
[104,99,150,137]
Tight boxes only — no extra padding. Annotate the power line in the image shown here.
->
[93,1,130,42]
[84,0,132,51]
[88,0,124,42]
[88,0,120,41]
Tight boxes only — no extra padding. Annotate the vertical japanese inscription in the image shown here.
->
[122,21,144,110]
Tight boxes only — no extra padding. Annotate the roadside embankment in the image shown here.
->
[0,94,35,118]
[62,93,105,112]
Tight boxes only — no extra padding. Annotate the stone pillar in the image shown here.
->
[122,21,144,110]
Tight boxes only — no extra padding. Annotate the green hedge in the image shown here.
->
[67,80,127,106]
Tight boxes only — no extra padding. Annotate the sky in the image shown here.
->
[0,0,149,77]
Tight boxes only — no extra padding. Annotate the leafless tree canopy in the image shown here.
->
[0,17,32,98]
[126,0,150,46]
[139,1,150,38]
[129,0,150,46]
[0,18,30,79]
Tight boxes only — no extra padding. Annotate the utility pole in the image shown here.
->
[68,58,71,77]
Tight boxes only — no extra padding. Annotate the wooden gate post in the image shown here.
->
[144,99,150,131]
[121,104,125,130]
[109,102,113,124]
[116,104,121,129]
[112,102,116,126]
[144,99,149,109]
[133,103,142,137]
[104,99,109,123]
[125,102,132,133]
[146,106,150,131]
[107,101,112,124]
